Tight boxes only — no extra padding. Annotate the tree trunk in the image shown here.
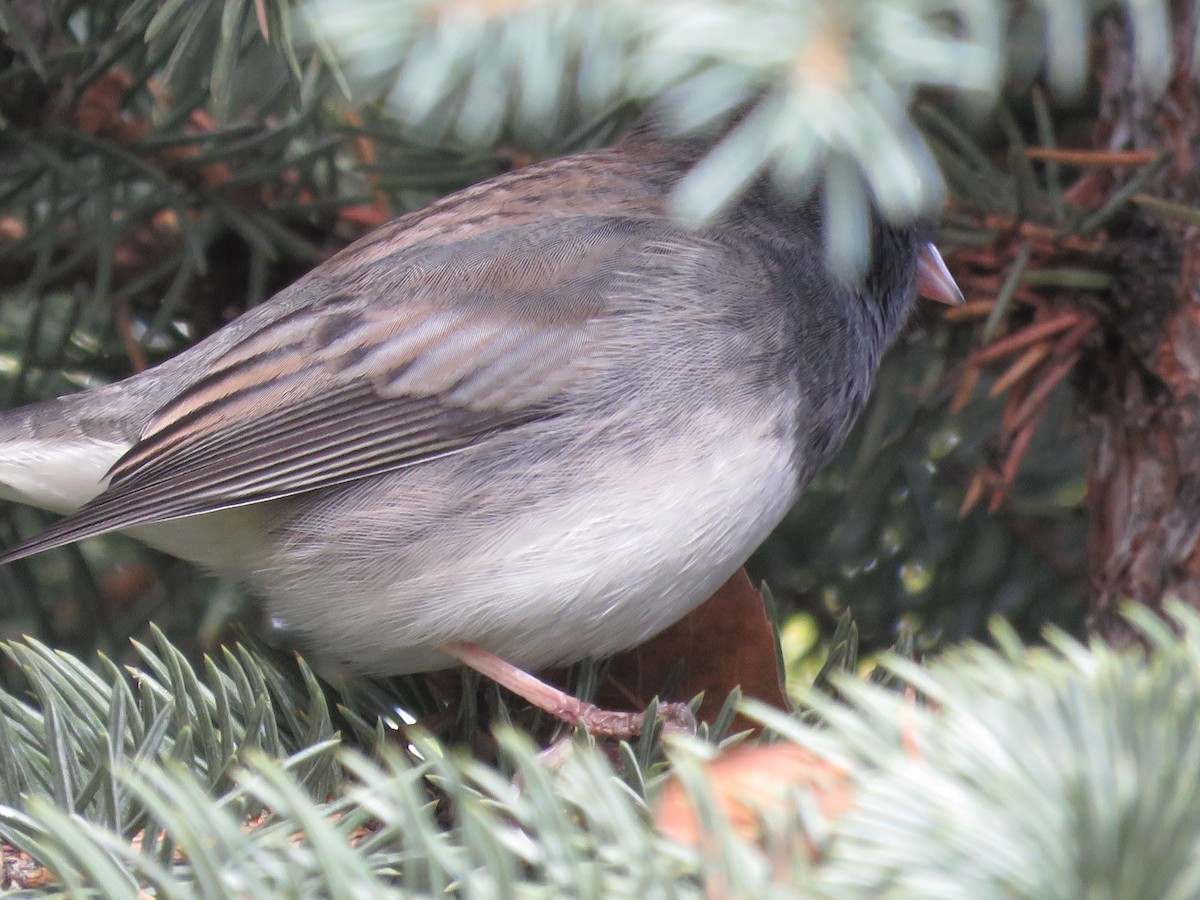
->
[1087,0,1200,640]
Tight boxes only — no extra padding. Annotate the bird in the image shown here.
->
[0,114,961,736]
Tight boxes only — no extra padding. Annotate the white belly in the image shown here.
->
[263,420,799,675]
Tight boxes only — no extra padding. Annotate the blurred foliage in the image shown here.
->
[766,604,1200,898]
[303,0,1177,273]
[756,303,1089,652]
[7,601,1200,894]
[0,628,756,895]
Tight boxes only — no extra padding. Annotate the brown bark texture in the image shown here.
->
[1087,0,1200,640]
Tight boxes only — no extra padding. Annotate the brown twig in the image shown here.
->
[1007,353,1082,434]
[1025,147,1162,166]
[1001,422,1038,490]
[988,422,1039,514]
[959,470,988,518]
[1000,386,1026,434]
[254,0,270,39]
[1051,317,1099,359]
[989,345,1050,398]
[973,312,1084,365]
[943,299,994,321]
[114,298,148,373]
[951,365,981,414]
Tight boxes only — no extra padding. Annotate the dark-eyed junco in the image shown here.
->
[0,117,960,735]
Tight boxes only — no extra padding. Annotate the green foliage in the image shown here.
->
[794,604,1200,898]
[304,0,1175,272]
[8,608,1200,895]
[760,308,1088,651]
[0,629,777,896]
[0,626,342,831]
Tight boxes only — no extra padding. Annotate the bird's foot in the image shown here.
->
[562,699,696,740]
[442,640,696,740]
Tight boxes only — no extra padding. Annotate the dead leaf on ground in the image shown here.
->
[655,743,852,857]
[595,567,790,730]
[2,842,55,890]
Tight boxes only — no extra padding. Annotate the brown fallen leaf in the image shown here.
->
[100,561,155,613]
[3,842,56,890]
[655,743,852,856]
[595,567,790,730]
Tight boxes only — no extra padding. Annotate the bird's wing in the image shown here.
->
[0,214,658,562]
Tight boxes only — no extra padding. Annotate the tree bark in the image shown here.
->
[1087,0,1200,640]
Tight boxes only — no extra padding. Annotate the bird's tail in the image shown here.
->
[0,391,135,516]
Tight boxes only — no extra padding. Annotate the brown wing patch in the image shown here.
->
[0,215,664,564]
[0,385,544,564]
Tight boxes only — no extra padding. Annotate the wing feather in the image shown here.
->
[0,216,654,563]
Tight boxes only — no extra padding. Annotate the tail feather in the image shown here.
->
[0,391,139,556]
[0,420,131,516]
[0,496,150,564]
[0,376,269,568]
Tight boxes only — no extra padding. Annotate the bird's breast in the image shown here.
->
[254,404,802,675]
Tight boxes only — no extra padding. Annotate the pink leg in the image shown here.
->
[442,641,696,739]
